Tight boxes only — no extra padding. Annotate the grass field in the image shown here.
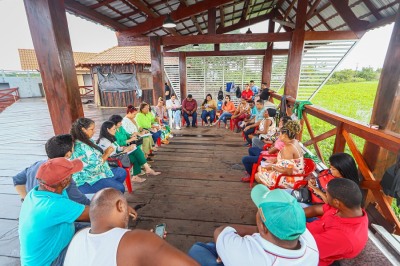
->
[301,81,378,162]
[302,81,400,217]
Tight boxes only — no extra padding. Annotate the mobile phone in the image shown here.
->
[155,223,166,238]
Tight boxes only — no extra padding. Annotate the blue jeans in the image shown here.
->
[217,112,232,124]
[78,167,126,194]
[151,130,162,144]
[241,147,262,175]
[183,111,197,126]
[51,222,91,265]
[201,110,215,124]
[168,109,181,127]
[244,126,256,144]
[188,242,224,266]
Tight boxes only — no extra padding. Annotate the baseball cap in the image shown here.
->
[251,185,306,241]
[36,158,83,186]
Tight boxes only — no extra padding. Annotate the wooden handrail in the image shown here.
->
[270,93,400,234]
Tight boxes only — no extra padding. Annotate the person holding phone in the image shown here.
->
[64,188,199,266]
[212,95,235,129]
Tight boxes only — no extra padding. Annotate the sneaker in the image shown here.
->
[241,177,251,182]
[176,126,181,130]
[169,134,174,138]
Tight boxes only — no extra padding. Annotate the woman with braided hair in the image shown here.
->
[255,120,304,188]
[70,118,127,194]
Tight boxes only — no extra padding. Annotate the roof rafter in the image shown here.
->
[363,0,383,20]
[329,0,369,35]
[64,0,128,31]
[276,0,298,32]
[216,13,273,34]
[89,0,115,10]
[118,0,232,34]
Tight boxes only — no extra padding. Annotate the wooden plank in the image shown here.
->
[162,32,292,46]
[0,256,21,266]
[304,31,360,41]
[303,113,325,163]
[284,0,307,99]
[0,219,20,258]
[333,122,346,153]
[303,127,336,147]
[24,0,84,135]
[208,7,216,34]
[216,14,273,34]
[0,194,21,220]
[179,52,187,99]
[150,36,163,106]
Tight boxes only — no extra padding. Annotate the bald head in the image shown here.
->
[90,188,129,228]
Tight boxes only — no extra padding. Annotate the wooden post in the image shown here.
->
[262,19,275,86]
[179,52,187,100]
[284,0,307,99]
[363,9,400,183]
[208,7,219,51]
[23,0,83,134]
[150,36,163,106]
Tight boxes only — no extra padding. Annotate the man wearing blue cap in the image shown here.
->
[188,185,319,265]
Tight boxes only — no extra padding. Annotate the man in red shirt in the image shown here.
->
[182,94,198,128]
[304,178,368,266]
[241,84,254,101]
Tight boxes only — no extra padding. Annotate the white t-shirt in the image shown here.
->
[166,99,181,110]
[64,227,129,266]
[216,227,319,266]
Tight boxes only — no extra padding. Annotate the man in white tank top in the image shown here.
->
[64,188,198,266]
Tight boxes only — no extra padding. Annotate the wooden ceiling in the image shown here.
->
[65,0,398,37]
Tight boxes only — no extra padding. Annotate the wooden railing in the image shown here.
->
[271,93,400,234]
[0,88,20,112]
[78,85,94,98]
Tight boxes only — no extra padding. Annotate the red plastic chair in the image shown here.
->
[250,151,277,188]
[201,116,216,126]
[217,118,233,130]
[181,115,198,127]
[107,158,133,193]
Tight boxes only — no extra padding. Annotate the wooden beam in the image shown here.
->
[262,19,275,86]
[276,0,298,33]
[367,14,397,30]
[150,37,163,106]
[24,0,83,134]
[179,52,187,100]
[241,0,251,21]
[120,0,232,35]
[333,122,346,153]
[216,14,273,34]
[329,0,369,37]
[89,0,115,9]
[208,7,216,34]
[284,0,307,99]
[125,0,155,18]
[219,6,225,28]
[362,9,400,185]
[163,49,289,57]
[303,128,337,147]
[117,35,149,46]
[64,0,127,31]
[162,32,292,46]
[304,30,360,41]
[306,0,323,19]
[363,0,383,20]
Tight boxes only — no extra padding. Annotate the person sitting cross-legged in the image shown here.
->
[182,94,198,128]
[305,178,368,266]
[13,134,90,205]
[201,94,217,126]
[64,188,199,266]
[188,184,319,266]
[211,95,235,129]
[19,158,90,266]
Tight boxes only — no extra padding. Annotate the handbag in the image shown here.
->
[109,153,131,168]
[291,187,311,203]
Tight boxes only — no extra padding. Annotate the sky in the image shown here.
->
[0,0,394,71]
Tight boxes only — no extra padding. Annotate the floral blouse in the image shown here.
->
[71,140,113,187]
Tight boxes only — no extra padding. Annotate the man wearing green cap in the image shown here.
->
[188,185,319,265]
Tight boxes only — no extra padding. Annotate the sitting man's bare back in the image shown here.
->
[64,188,199,266]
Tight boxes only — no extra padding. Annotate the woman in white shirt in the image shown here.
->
[122,105,155,157]
[165,94,182,130]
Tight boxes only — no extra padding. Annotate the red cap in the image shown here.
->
[36,158,83,186]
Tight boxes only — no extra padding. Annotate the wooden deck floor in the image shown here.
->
[0,98,254,265]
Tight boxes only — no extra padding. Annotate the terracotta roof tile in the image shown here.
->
[18,49,96,70]
[78,46,151,66]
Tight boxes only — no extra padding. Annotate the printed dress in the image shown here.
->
[258,143,304,188]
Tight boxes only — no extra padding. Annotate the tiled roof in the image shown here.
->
[78,46,151,66]
[18,49,96,70]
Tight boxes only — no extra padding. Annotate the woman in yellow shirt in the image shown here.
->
[201,94,217,126]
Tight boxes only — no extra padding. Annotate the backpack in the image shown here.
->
[217,87,224,101]
[235,86,242,99]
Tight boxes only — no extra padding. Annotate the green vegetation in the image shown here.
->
[327,67,381,84]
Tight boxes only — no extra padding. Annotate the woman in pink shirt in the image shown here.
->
[212,95,236,129]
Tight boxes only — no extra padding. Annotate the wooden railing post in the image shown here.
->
[333,122,346,153]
